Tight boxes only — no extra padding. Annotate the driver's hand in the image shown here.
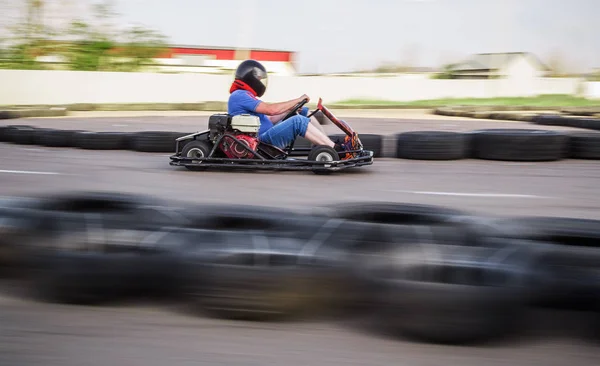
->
[300,94,310,103]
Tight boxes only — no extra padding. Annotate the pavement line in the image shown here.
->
[0,169,61,175]
[395,190,548,198]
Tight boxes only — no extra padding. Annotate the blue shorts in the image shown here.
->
[259,107,310,149]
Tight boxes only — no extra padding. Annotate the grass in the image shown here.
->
[333,94,600,108]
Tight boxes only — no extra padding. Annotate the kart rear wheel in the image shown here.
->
[308,145,339,175]
[182,140,213,171]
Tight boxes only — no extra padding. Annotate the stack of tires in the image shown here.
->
[0,192,190,303]
[169,204,359,320]
[0,193,598,345]
[316,202,536,344]
[0,125,189,153]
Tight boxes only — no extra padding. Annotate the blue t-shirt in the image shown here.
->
[228,90,273,135]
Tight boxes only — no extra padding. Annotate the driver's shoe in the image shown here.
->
[333,134,360,160]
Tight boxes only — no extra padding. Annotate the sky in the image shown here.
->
[2,0,599,74]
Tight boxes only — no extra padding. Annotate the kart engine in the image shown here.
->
[219,133,258,159]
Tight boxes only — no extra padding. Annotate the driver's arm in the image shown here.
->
[255,95,308,116]
[267,111,289,124]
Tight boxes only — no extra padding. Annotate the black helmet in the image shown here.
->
[234,59,268,97]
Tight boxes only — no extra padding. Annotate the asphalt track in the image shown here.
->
[1,114,599,365]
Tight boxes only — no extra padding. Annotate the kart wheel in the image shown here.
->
[181,140,213,171]
[308,145,339,175]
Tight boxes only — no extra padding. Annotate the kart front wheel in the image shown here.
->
[181,140,213,171]
[308,145,339,175]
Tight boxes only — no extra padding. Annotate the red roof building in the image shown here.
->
[155,45,297,75]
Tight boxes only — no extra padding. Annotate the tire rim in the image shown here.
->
[187,147,204,163]
[315,151,334,167]
[315,152,333,162]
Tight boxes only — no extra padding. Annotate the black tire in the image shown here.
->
[470,128,569,161]
[0,126,9,142]
[531,114,566,126]
[37,129,86,148]
[0,204,50,277]
[566,118,600,131]
[322,201,468,225]
[313,202,484,312]
[130,131,189,153]
[0,111,20,120]
[363,241,532,344]
[482,216,600,310]
[181,140,213,171]
[329,133,383,157]
[308,145,339,175]
[568,132,600,159]
[73,131,132,150]
[30,128,57,145]
[176,205,349,320]
[395,131,469,160]
[4,125,37,145]
[22,191,186,304]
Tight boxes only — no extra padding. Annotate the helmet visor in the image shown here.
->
[256,69,268,88]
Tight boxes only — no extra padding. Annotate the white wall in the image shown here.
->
[584,82,600,100]
[0,69,585,106]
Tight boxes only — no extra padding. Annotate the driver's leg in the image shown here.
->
[259,115,312,149]
[299,106,326,134]
[304,124,335,147]
[259,115,345,152]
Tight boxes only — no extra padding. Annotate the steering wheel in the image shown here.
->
[281,98,308,121]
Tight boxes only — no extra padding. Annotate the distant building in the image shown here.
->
[31,43,298,75]
[151,45,297,75]
[448,52,550,79]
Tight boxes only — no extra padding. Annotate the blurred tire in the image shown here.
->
[320,201,468,225]
[395,131,469,160]
[362,240,533,344]
[0,203,50,277]
[313,202,484,312]
[566,118,600,131]
[0,126,9,142]
[73,131,132,150]
[21,191,188,303]
[0,111,20,120]
[4,125,37,145]
[37,129,87,148]
[568,132,600,159]
[31,128,59,145]
[470,129,568,161]
[130,131,188,153]
[176,204,352,320]
[483,216,600,310]
[531,114,566,126]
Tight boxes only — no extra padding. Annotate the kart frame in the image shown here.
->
[169,98,374,173]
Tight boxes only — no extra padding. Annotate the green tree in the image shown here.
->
[1,0,169,72]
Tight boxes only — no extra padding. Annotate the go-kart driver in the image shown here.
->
[228,59,353,153]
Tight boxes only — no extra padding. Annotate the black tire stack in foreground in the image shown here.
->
[1,192,598,345]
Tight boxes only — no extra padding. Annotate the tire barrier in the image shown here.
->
[434,106,600,132]
[395,131,469,160]
[73,131,133,150]
[2,124,600,162]
[0,108,68,120]
[470,129,569,161]
[569,132,600,159]
[1,192,598,345]
[130,131,189,153]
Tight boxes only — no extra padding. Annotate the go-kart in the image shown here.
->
[169,98,373,174]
